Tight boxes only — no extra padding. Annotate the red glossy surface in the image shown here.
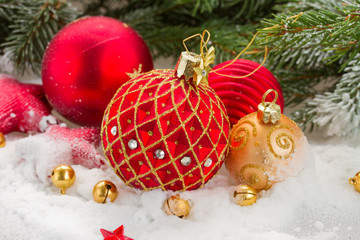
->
[42,16,153,126]
[101,70,230,191]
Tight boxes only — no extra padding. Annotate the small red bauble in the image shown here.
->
[42,16,153,126]
[208,59,284,126]
[101,69,230,191]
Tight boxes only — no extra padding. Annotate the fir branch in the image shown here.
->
[115,0,271,62]
[273,0,342,13]
[1,0,76,75]
[258,1,360,71]
[274,67,339,106]
[292,54,360,139]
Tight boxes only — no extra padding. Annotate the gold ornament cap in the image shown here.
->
[233,184,257,206]
[93,180,118,203]
[163,194,190,218]
[175,30,215,85]
[175,51,202,81]
[257,89,281,124]
[349,171,360,193]
[51,165,76,194]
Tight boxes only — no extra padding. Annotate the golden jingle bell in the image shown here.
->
[225,89,308,191]
[93,180,118,203]
[349,172,360,192]
[0,132,5,148]
[164,194,190,218]
[51,165,76,194]
[233,184,257,206]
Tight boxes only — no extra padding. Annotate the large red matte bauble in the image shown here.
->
[101,69,230,191]
[42,16,153,126]
[208,59,284,126]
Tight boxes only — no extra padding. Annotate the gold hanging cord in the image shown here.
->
[181,12,304,79]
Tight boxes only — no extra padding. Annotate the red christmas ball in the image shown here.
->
[42,16,153,126]
[208,59,284,126]
[101,69,230,191]
[0,74,52,134]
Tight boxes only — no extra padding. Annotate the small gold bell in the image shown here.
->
[0,132,5,148]
[51,165,76,194]
[164,194,190,218]
[349,172,360,192]
[93,180,118,203]
[233,184,257,206]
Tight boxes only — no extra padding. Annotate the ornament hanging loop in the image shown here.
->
[258,89,281,124]
[262,89,278,107]
[182,30,211,57]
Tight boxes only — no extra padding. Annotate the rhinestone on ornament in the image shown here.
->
[128,139,138,150]
[201,70,207,76]
[155,149,165,159]
[110,126,117,136]
[204,158,212,167]
[181,156,191,166]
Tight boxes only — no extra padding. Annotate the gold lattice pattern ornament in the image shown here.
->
[101,68,230,191]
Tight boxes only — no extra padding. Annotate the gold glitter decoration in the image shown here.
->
[267,124,295,159]
[230,120,256,151]
[101,69,230,191]
[226,96,307,192]
[239,164,270,190]
[126,64,143,79]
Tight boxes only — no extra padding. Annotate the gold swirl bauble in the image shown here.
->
[226,112,308,191]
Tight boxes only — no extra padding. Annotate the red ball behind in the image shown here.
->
[208,59,284,126]
[42,16,153,126]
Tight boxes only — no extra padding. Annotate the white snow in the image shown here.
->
[0,132,360,240]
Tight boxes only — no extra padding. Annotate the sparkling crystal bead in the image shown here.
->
[201,70,207,76]
[155,149,165,159]
[128,139,138,150]
[204,158,212,167]
[181,156,191,166]
[110,126,117,136]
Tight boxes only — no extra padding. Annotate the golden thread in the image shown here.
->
[209,12,304,78]
[263,12,304,30]
[267,124,295,159]
[101,69,229,191]
[182,30,211,58]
